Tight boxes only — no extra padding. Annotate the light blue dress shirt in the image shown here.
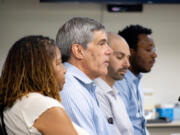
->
[115,70,149,135]
[60,62,114,135]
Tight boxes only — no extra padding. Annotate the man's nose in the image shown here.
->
[123,57,130,68]
[151,47,158,58]
[105,44,113,55]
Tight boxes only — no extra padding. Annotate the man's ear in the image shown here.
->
[71,44,85,60]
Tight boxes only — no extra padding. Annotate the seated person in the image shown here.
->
[56,17,114,135]
[0,35,89,135]
[115,25,157,135]
[94,32,133,135]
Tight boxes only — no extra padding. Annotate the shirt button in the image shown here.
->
[136,113,140,118]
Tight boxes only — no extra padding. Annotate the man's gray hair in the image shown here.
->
[56,17,105,62]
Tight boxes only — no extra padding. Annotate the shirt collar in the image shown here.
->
[125,70,142,84]
[64,62,93,85]
[94,78,119,95]
[94,78,113,93]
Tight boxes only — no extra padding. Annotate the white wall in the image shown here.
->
[0,0,180,104]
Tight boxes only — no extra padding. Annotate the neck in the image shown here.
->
[101,75,115,87]
[129,66,139,76]
[68,59,97,80]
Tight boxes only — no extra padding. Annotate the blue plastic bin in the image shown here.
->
[156,104,174,121]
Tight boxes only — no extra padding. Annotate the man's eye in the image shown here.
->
[117,56,123,60]
[99,42,105,46]
[146,49,152,52]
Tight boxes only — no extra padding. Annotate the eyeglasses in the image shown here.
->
[150,47,157,53]
[146,47,157,54]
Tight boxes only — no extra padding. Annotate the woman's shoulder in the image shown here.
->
[23,92,64,109]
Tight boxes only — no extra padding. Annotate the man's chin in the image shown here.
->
[101,69,108,75]
[113,75,124,81]
[94,69,108,79]
[141,68,151,73]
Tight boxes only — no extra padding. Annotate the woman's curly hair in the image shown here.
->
[0,35,61,109]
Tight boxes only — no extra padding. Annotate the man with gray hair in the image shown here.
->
[56,17,114,135]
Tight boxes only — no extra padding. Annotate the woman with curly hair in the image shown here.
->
[0,35,89,135]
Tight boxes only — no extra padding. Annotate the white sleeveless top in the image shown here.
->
[4,92,89,135]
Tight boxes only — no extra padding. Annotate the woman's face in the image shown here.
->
[52,47,66,90]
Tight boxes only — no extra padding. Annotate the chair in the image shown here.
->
[0,108,8,135]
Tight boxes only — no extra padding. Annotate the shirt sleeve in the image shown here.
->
[20,93,63,132]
